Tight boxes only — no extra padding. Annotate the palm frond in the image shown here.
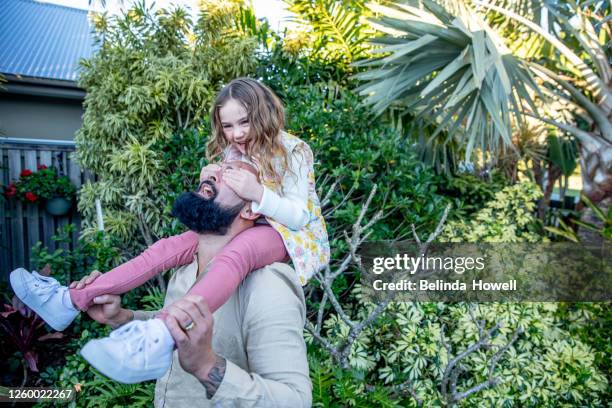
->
[354,0,537,160]
[286,0,373,64]
[474,0,610,105]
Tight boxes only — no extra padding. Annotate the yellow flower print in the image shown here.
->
[277,225,289,238]
[263,180,278,190]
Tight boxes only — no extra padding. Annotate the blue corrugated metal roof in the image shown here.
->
[0,0,96,82]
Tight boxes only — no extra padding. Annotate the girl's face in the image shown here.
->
[219,98,250,155]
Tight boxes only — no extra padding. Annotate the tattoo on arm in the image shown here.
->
[201,355,227,399]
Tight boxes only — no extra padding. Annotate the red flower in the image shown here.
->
[4,183,17,197]
[37,164,48,170]
[20,169,33,177]
[24,192,38,203]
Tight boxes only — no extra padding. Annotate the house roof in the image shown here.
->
[0,0,96,83]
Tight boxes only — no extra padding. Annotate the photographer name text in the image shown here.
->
[372,279,517,292]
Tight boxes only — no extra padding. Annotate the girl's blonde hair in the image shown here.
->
[207,77,290,188]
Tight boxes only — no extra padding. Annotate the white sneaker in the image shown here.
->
[10,268,79,331]
[80,318,175,384]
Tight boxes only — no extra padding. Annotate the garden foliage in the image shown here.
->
[4,166,76,204]
[6,1,607,406]
[25,226,159,407]
[282,81,450,241]
[75,1,258,249]
[308,300,607,407]
[441,181,544,243]
[284,0,374,69]
[306,181,607,406]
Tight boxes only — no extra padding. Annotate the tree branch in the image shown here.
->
[309,186,452,369]
[440,315,524,405]
[137,214,166,293]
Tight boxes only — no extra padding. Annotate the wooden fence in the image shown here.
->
[0,139,93,281]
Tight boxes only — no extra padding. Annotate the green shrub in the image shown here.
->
[308,180,607,406]
[280,82,450,242]
[76,1,258,252]
[156,127,211,237]
[257,41,353,97]
[31,225,122,286]
[441,181,546,243]
[308,301,607,407]
[554,302,612,403]
[437,169,511,219]
[266,80,453,319]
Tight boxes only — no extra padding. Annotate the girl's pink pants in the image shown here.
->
[68,226,287,314]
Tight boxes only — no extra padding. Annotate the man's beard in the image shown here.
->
[171,182,244,235]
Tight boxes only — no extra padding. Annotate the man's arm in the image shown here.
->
[210,286,312,407]
[197,355,227,399]
[165,283,312,408]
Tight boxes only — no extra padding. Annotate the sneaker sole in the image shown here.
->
[80,340,170,384]
[9,268,71,332]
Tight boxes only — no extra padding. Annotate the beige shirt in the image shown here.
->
[133,257,312,407]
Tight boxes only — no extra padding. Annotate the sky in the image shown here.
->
[39,0,297,32]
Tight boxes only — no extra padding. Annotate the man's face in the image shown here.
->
[196,161,256,209]
[171,161,257,234]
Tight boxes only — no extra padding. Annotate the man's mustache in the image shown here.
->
[198,180,217,199]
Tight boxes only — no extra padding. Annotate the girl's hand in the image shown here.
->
[200,163,221,183]
[70,270,102,290]
[223,168,264,203]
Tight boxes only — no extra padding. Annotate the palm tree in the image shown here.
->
[353,0,540,167]
[355,0,611,206]
[476,0,611,205]
[285,0,375,68]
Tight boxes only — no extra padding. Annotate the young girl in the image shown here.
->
[10,77,330,383]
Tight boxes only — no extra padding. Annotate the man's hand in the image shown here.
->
[165,295,226,399]
[71,270,132,328]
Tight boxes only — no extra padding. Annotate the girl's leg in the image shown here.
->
[79,226,286,384]
[160,225,287,317]
[70,231,199,310]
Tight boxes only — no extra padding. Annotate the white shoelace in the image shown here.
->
[31,272,61,304]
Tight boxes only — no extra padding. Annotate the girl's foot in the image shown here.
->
[9,268,79,331]
[80,318,175,384]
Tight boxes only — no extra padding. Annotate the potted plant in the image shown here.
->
[3,165,77,216]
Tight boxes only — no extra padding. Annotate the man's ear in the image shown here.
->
[239,204,260,221]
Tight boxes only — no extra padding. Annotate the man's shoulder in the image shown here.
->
[241,263,305,309]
